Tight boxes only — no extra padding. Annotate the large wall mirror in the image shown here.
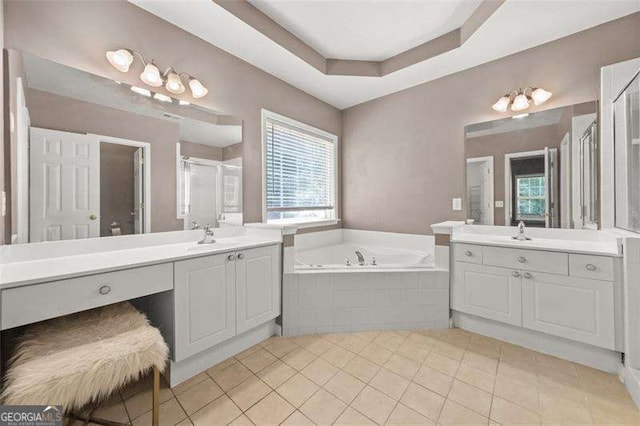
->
[464,101,598,229]
[6,50,243,244]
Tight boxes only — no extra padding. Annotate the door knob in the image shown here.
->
[464,251,473,257]
[89,214,98,221]
[517,256,526,263]
[237,253,244,260]
[512,271,521,278]
[586,264,597,271]
[228,254,236,261]
[99,285,111,295]
[523,272,532,279]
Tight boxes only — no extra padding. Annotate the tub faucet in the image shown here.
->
[512,221,532,241]
[198,224,216,244]
[355,251,365,266]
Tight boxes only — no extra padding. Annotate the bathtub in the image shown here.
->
[282,229,449,336]
[295,242,434,270]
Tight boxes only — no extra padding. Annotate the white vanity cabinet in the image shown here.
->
[174,252,237,361]
[452,243,621,350]
[173,244,281,361]
[452,262,522,326]
[236,245,281,334]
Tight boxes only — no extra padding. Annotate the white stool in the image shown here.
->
[1,302,169,426]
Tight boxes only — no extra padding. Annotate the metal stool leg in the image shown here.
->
[152,366,160,426]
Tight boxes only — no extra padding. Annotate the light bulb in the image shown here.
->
[492,95,510,112]
[189,78,208,98]
[106,49,133,73]
[130,86,151,97]
[153,93,172,102]
[140,62,163,87]
[511,93,530,111]
[165,72,185,94]
[531,87,552,105]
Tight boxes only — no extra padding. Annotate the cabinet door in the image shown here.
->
[452,262,522,326]
[522,271,615,349]
[174,253,236,361]
[236,245,281,334]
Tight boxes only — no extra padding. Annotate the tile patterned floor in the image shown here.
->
[81,328,640,425]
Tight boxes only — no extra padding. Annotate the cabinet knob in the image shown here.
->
[586,264,597,272]
[464,251,473,257]
[523,272,532,279]
[228,254,236,261]
[517,256,527,263]
[237,253,244,260]
[512,271,521,278]
[99,285,111,295]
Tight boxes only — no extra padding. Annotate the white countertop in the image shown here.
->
[450,225,622,257]
[0,234,281,289]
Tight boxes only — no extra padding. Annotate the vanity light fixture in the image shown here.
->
[491,87,552,113]
[512,113,530,119]
[130,86,151,97]
[153,93,172,103]
[106,47,208,99]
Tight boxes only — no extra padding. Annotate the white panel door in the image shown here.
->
[29,127,100,242]
[236,245,281,334]
[174,253,236,361]
[133,147,144,234]
[452,262,522,326]
[522,271,615,349]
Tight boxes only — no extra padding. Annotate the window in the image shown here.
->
[516,175,546,220]
[263,110,337,225]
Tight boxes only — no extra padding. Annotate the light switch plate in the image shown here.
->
[452,198,462,211]
[495,200,504,208]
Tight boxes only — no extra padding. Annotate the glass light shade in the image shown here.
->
[153,93,172,102]
[106,49,133,73]
[511,93,530,111]
[531,87,552,105]
[140,63,163,87]
[512,113,530,119]
[189,78,208,98]
[130,86,151,97]
[492,96,510,112]
[165,72,185,94]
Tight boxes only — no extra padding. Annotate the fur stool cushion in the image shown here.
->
[1,302,169,411]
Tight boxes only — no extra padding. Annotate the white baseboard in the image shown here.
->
[620,365,640,409]
[167,320,278,387]
[453,311,622,373]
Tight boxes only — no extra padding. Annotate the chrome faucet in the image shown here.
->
[355,251,365,266]
[191,221,200,230]
[197,224,216,244]
[512,221,532,241]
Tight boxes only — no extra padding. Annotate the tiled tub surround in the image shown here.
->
[79,328,640,425]
[283,229,449,336]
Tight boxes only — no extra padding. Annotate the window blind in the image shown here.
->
[265,118,335,212]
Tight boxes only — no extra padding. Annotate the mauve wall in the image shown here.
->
[342,13,640,235]
[3,0,341,225]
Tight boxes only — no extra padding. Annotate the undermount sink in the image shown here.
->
[185,242,236,252]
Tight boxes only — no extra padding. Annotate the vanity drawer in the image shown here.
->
[454,244,483,264]
[569,254,615,281]
[483,246,568,275]
[1,263,173,330]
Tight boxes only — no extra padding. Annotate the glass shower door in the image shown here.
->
[614,70,640,233]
